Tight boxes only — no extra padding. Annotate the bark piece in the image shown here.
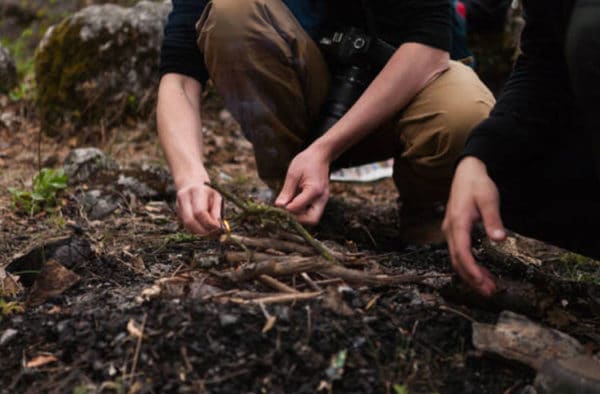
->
[27,259,80,306]
[472,311,585,370]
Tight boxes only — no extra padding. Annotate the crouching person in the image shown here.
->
[443,0,600,296]
[157,0,495,242]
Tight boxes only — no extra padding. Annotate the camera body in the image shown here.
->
[313,28,396,137]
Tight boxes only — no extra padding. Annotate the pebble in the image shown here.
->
[0,328,18,347]
[219,313,240,327]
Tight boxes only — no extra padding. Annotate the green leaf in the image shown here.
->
[393,384,409,394]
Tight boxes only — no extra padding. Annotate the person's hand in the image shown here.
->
[442,157,506,296]
[275,146,331,225]
[175,171,222,237]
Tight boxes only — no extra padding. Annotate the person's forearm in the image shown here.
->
[312,43,449,161]
[156,74,207,188]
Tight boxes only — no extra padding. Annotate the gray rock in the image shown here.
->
[76,189,120,220]
[0,45,17,93]
[117,164,175,199]
[34,0,172,135]
[117,174,158,199]
[63,148,118,184]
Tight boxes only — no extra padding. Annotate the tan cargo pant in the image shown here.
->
[197,0,495,206]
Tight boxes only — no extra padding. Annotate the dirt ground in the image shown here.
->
[1,87,599,394]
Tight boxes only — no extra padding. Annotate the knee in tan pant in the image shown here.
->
[394,63,494,204]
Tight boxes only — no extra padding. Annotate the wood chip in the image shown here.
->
[262,315,277,333]
[26,354,57,368]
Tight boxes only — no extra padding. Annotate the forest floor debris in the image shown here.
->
[1,94,599,393]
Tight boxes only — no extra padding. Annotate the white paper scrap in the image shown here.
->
[330,159,394,183]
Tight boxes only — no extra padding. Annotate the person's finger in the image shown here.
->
[477,189,506,241]
[285,185,322,215]
[275,172,299,207]
[451,219,483,284]
[296,189,329,225]
[177,193,208,235]
[451,220,497,296]
[477,266,497,296]
[209,191,223,224]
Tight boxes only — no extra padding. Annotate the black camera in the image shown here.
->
[313,28,397,137]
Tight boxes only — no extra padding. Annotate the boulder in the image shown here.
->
[0,45,18,93]
[34,0,171,135]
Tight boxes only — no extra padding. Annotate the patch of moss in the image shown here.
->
[549,253,600,285]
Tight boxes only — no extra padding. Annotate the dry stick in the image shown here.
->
[313,278,344,286]
[300,272,322,291]
[233,291,275,300]
[224,251,275,263]
[275,231,307,244]
[246,291,322,305]
[259,274,299,294]
[438,304,475,322]
[318,265,428,287]
[224,257,330,282]
[225,253,431,288]
[129,313,147,383]
[207,182,339,264]
[202,289,239,301]
[222,234,317,255]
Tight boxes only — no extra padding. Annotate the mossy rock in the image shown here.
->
[34,0,171,136]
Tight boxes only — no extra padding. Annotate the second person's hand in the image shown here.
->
[442,156,506,296]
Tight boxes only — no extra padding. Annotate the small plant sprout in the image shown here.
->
[9,168,69,215]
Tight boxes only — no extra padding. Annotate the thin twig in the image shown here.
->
[300,272,322,292]
[246,291,322,305]
[129,313,147,383]
[319,265,429,287]
[222,234,316,255]
[224,251,274,263]
[259,274,299,293]
[438,304,475,322]
[223,256,330,282]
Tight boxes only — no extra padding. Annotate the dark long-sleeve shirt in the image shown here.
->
[463,0,600,194]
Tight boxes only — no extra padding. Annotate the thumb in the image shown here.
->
[275,173,299,207]
[478,189,506,241]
